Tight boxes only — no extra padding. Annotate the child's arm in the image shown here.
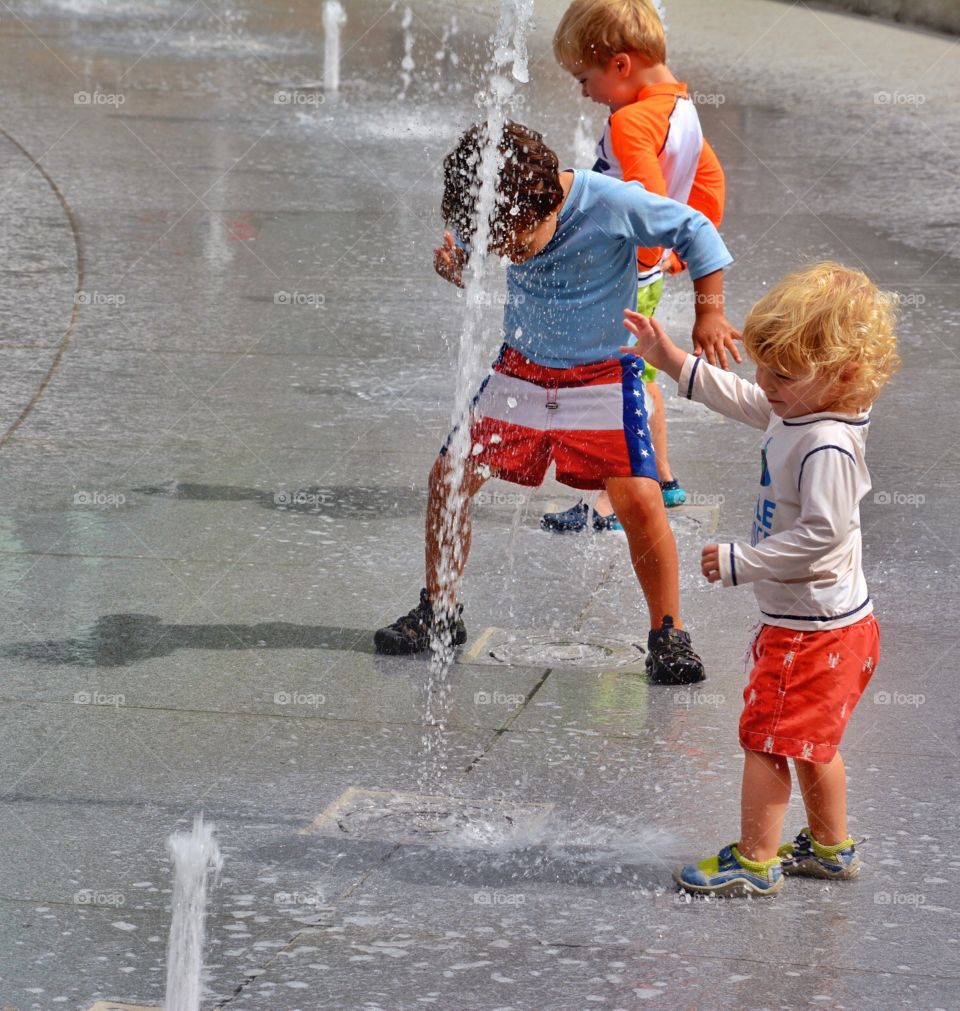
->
[434,231,467,288]
[610,182,741,368]
[691,270,742,372]
[703,446,865,588]
[609,181,731,287]
[621,310,687,380]
[622,311,771,429]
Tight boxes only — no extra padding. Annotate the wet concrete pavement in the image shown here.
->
[0,0,958,1008]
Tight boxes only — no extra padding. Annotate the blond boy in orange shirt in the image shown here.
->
[543,0,739,532]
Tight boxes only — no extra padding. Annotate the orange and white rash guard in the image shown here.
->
[592,81,725,287]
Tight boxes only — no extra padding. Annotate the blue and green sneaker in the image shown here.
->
[660,479,686,508]
[674,843,784,897]
[777,828,860,880]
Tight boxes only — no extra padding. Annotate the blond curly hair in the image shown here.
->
[553,0,666,72]
[743,262,901,412]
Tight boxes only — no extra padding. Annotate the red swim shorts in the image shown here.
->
[739,614,880,763]
[441,345,659,491]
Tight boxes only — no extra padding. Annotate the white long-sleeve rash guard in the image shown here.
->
[679,354,874,632]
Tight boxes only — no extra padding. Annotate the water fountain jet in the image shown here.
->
[419,0,537,791]
[163,814,222,1011]
[323,0,346,93]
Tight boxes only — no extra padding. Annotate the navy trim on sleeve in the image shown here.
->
[760,598,871,623]
[729,544,738,586]
[797,444,856,490]
[783,416,870,427]
[685,356,702,400]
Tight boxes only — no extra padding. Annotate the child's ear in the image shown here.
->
[613,52,631,77]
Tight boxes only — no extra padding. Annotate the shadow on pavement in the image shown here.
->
[1,612,375,667]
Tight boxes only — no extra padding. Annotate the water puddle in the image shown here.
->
[303,787,554,849]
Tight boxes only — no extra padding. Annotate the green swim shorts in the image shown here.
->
[635,278,664,383]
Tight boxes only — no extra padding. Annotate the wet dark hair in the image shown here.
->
[442,120,564,246]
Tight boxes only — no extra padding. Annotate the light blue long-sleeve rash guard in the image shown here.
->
[500,169,733,368]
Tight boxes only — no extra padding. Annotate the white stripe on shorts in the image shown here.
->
[476,371,644,432]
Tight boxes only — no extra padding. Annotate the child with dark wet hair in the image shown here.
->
[376,121,732,687]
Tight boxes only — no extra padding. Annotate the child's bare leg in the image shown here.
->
[794,753,849,845]
[425,454,488,610]
[738,749,792,862]
[604,476,679,628]
[646,381,674,484]
[594,490,614,516]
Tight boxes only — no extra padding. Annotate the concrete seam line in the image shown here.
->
[0,126,84,450]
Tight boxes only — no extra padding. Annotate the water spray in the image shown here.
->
[431,0,536,674]
[323,0,346,93]
[164,815,222,1011]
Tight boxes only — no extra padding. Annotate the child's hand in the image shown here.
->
[691,313,743,371]
[662,251,685,276]
[701,544,721,583]
[434,231,467,288]
[621,311,686,381]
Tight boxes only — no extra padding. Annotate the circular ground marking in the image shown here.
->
[475,630,645,670]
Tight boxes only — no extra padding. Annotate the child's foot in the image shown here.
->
[646,616,705,685]
[777,827,860,880]
[374,589,467,655]
[659,478,687,508]
[540,500,622,533]
[674,844,784,897]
